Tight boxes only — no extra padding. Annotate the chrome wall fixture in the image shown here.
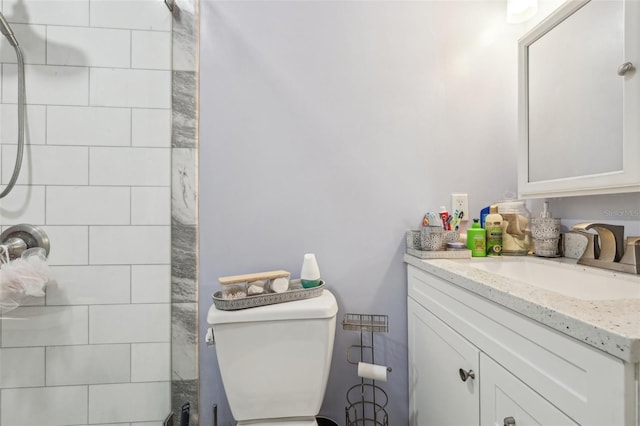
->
[164,0,177,15]
[0,12,26,199]
[0,224,50,260]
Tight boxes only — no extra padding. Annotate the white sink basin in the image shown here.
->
[460,258,640,300]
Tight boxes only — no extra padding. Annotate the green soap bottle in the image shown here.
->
[466,218,486,257]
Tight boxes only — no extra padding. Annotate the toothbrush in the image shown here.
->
[448,209,458,230]
[450,209,464,231]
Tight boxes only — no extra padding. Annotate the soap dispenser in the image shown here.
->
[531,201,561,257]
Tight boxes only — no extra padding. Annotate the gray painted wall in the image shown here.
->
[199,2,530,424]
[199,1,640,424]
[540,194,640,235]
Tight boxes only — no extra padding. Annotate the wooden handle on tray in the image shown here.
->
[218,270,291,285]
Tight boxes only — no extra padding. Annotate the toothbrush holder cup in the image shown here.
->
[406,230,421,250]
[420,226,444,251]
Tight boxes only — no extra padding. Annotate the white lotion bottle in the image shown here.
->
[300,253,321,288]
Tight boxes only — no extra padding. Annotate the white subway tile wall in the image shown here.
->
[0,185,46,225]
[47,106,132,146]
[45,344,131,386]
[1,386,88,426]
[131,264,171,303]
[89,304,170,344]
[132,31,171,70]
[131,342,171,382]
[1,104,47,145]
[47,265,131,305]
[131,108,171,148]
[90,68,171,108]
[0,24,47,64]
[47,27,131,68]
[41,226,90,266]
[131,187,171,225]
[89,147,171,186]
[2,145,89,185]
[88,382,171,424]
[0,347,45,388]
[3,64,90,105]
[0,0,172,423]
[46,186,131,225]
[89,226,171,265]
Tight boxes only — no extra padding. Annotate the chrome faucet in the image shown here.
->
[571,223,640,274]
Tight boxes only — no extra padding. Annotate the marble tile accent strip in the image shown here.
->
[172,379,199,426]
[172,148,197,226]
[170,0,199,423]
[172,71,197,149]
[173,0,197,72]
[172,223,197,303]
[171,302,197,381]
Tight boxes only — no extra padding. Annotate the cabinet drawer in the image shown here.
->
[408,265,630,425]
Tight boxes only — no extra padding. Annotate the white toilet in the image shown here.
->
[207,289,338,426]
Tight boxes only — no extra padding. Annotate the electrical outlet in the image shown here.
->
[451,193,469,222]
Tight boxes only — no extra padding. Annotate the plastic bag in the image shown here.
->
[0,247,50,313]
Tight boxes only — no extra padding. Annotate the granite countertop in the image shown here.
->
[404,254,640,363]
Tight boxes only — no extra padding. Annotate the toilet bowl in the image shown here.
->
[207,290,338,426]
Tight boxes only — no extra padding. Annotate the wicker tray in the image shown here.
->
[212,280,325,311]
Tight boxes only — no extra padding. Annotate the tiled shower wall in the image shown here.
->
[0,1,173,424]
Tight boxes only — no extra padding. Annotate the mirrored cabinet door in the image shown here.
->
[518,0,640,198]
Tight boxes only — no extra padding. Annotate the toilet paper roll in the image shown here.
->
[357,362,388,382]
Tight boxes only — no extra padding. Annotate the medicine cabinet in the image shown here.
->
[518,0,640,198]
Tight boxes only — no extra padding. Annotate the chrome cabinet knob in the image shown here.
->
[504,416,516,426]
[617,62,635,76]
[458,368,475,382]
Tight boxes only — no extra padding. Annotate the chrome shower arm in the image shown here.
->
[0,12,18,47]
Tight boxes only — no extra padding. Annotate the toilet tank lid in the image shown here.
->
[207,289,338,325]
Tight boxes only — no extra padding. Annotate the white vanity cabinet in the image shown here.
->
[407,264,637,426]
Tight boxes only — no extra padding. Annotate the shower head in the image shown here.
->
[0,12,18,47]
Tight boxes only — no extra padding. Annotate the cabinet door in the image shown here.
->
[408,298,479,426]
[480,354,579,426]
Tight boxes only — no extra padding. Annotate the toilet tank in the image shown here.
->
[207,290,338,422]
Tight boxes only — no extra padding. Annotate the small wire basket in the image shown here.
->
[345,383,389,426]
[342,314,389,333]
